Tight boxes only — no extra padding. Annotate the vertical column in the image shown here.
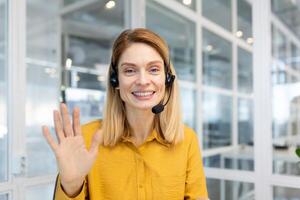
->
[8,0,26,199]
[130,0,146,28]
[253,0,272,199]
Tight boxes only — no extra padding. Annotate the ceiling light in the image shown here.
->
[183,0,192,6]
[105,1,115,9]
[205,45,213,52]
[236,30,243,38]
[247,37,254,44]
[75,75,80,82]
[65,58,72,70]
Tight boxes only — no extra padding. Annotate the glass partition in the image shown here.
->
[62,0,126,121]
[238,47,253,94]
[272,0,300,38]
[26,0,60,177]
[180,87,196,129]
[202,28,232,89]
[237,0,253,43]
[0,194,8,200]
[0,0,8,182]
[202,0,232,31]
[271,8,300,176]
[273,186,300,200]
[146,1,196,82]
[207,178,254,200]
[238,98,253,146]
[203,92,232,149]
[26,184,54,200]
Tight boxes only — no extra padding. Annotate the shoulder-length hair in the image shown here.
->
[101,28,184,146]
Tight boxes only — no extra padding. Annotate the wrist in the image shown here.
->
[60,178,85,197]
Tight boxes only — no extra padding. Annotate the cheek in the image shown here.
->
[118,78,132,99]
[156,76,166,91]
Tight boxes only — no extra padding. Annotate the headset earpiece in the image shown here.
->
[165,72,175,87]
[110,66,119,88]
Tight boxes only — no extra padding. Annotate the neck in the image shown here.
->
[126,107,155,145]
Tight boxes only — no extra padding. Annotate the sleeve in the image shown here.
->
[53,175,88,200]
[184,129,209,200]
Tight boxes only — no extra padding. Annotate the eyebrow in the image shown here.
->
[120,60,164,67]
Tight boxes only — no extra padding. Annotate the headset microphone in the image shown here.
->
[151,74,175,114]
[151,104,164,114]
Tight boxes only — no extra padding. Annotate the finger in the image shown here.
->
[61,103,74,137]
[42,126,59,152]
[73,107,82,136]
[89,130,102,155]
[53,110,64,142]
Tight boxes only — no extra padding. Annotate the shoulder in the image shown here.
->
[183,125,198,142]
[81,119,102,133]
[181,125,200,149]
[81,119,102,146]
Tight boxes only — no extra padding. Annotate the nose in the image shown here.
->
[136,71,150,85]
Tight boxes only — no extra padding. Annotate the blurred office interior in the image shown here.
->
[1,0,300,199]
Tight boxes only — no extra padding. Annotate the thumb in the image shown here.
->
[89,129,102,155]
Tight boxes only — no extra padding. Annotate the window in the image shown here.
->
[203,92,232,149]
[61,0,126,123]
[0,194,8,200]
[238,47,253,93]
[207,178,254,200]
[237,0,253,43]
[202,0,232,31]
[273,186,300,200]
[26,0,60,177]
[202,28,232,89]
[146,1,196,82]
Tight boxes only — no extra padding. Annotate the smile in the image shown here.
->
[131,91,155,100]
[132,91,155,96]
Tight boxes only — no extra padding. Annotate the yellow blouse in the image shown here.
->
[54,120,208,200]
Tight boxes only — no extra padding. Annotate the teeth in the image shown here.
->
[133,91,154,97]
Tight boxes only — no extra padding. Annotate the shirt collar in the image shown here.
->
[121,129,170,147]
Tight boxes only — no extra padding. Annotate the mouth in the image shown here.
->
[131,91,155,100]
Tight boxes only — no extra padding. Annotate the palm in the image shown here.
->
[56,135,97,183]
[42,104,101,186]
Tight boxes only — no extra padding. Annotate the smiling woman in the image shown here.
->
[117,43,166,113]
[42,28,209,200]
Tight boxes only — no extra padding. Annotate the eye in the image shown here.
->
[124,68,136,75]
[149,66,160,74]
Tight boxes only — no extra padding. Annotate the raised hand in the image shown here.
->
[42,103,101,196]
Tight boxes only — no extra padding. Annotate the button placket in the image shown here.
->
[136,154,145,200]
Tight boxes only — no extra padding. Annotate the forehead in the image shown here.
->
[119,43,164,63]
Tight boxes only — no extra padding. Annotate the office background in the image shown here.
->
[1,0,300,199]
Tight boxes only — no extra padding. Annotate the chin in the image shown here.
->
[130,102,159,111]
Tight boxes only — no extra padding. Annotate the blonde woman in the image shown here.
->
[43,28,209,200]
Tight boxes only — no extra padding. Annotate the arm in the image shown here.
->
[184,129,209,200]
[42,104,101,200]
[54,175,88,200]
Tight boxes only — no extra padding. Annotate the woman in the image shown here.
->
[42,28,209,200]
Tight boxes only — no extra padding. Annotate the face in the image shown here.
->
[117,42,166,113]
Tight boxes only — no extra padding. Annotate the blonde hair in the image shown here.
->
[101,28,184,146]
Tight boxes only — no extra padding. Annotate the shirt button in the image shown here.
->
[139,184,143,188]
